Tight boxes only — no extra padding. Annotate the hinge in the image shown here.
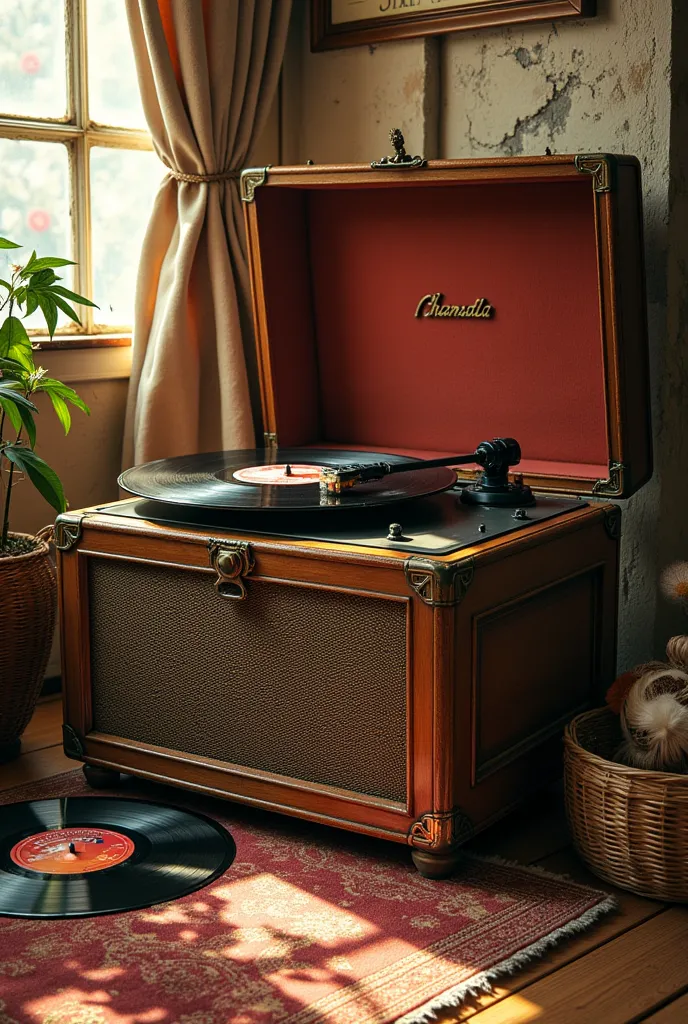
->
[208,539,255,600]
[263,431,278,449]
[407,808,474,850]
[240,166,270,203]
[404,555,474,607]
[54,513,86,552]
[592,461,626,497]
[603,504,622,540]
[574,153,616,193]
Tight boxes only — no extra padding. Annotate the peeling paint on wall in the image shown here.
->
[287,0,683,668]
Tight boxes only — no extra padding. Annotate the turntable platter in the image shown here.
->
[118,449,458,511]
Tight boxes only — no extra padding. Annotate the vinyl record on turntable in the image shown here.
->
[0,797,236,918]
[118,448,458,511]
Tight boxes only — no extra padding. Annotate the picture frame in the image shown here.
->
[311,1,596,52]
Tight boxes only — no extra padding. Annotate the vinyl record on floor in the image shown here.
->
[118,448,457,511]
[0,797,236,918]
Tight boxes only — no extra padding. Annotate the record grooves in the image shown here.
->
[0,798,236,918]
[118,448,458,511]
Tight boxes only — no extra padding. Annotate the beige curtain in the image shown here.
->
[123,0,292,467]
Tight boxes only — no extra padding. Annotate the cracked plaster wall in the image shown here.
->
[442,0,677,669]
[285,0,684,669]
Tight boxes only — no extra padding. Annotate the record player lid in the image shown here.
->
[242,153,652,499]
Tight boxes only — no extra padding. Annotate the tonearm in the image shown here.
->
[319,437,534,508]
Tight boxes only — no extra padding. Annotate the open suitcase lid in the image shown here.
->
[241,150,652,499]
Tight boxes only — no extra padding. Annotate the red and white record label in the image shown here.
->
[10,828,135,874]
[233,463,324,485]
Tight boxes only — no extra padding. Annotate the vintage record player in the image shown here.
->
[56,141,651,877]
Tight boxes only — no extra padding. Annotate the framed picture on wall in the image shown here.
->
[311,0,596,51]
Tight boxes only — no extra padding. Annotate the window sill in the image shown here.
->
[31,334,132,351]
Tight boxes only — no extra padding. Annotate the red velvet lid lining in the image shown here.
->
[254,176,609,487]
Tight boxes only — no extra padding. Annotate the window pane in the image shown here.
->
[90,147,162,326]
[87,0,147,129]
[0,0,67,119]
[0,138,72,330]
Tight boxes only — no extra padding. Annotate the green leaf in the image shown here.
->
[13,286,26,307]
[0,315,30,358]
[48,391,71,434]
[0,280,11,291]
[0,238,21,249]
[0,396,22,434]
[19,251,37,277]
[35,378,90,415]
[23,256,75,274]
[28,269,58,290]
[50,284,98,309]
[50,293,82,326]
[0,356,28,378]
[35,292,57,337]
[3,445,66,513]
[24,291,39,317]
[4,396,37,447]
[0,384,37,413]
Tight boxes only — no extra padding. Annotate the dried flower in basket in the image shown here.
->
[660,562,688,609]
[607,664,688,773]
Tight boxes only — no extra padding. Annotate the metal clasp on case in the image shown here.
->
[208,540,255,600]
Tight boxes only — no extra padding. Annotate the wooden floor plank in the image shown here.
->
[462,909,688,1023]
[0,744,76,793]
[641,990,688,1022]
[18,696,63,753]
[434,847,665,1022]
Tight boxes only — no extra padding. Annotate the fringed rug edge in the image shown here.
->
[394,892,618,1024]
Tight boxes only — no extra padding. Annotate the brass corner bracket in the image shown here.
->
[407,808,474,851]
[592,461,626,497]
[574,153,615,193]
[603,504,622,540]
[55,514,86,552]
[371,128,426,170]
[208,539,255,600]
[404,556,474,607]
[62,723,85,759]
[240,166,270,203]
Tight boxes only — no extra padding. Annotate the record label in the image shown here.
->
[232,463,324,485]
[10,828,135,875]
[0,797,236,917]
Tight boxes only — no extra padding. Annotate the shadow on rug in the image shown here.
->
[0,770,615,1024]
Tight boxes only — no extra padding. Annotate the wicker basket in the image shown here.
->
[0,529,57,762]
[564,707,688,901]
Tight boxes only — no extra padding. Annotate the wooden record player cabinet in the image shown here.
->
[56,152,651,877]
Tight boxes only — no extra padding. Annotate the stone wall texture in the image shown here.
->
[286,0,685,668]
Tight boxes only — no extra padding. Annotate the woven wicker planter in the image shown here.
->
[0,530,56,763]
[564,707,688,902]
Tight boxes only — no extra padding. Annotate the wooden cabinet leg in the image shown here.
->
[82,764,120,789]
[411,848,463,879]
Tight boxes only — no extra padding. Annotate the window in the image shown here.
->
[0,0,163,336]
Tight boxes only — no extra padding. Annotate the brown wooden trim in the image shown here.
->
[80,734,414,841]
[31,335,132,350]
[311,1,595,51]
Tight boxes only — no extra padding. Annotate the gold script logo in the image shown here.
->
[415,293,494,320]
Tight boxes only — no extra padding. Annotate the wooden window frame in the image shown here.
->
[0,0,154,343]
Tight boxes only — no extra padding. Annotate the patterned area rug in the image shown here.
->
[0,770,615,1024]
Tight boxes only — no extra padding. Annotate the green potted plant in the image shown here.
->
[0,236,95,762]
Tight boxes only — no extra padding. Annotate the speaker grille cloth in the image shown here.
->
[88,558,408,802]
